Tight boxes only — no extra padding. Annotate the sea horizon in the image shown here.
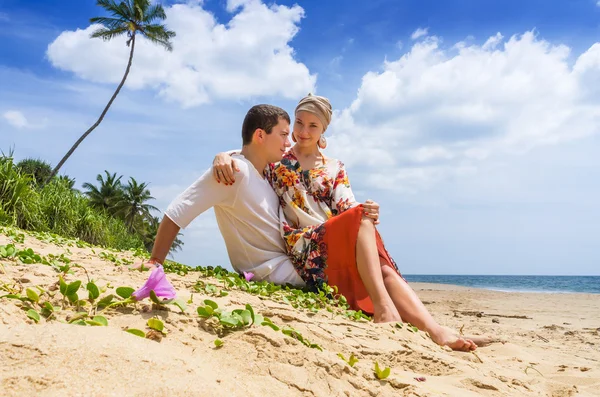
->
[403,274,600,294]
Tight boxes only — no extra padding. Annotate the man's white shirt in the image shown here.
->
[165,154,304,285]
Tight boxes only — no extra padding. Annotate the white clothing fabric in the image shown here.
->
[165,154,304,286]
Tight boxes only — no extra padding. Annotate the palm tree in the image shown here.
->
[45,0,176,184]
[82,171,123,212]
[112,177,158,233]
[143,215,184,256]
[16,158,53,186]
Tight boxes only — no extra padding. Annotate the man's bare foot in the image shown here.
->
[373,305,402,323]
[430,327,477,352]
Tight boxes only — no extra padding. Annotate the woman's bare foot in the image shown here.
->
[429,327,477,352]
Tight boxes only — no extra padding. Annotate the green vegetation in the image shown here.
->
[0,153,181,253]
[1,154,143,250]
[374,361,391,380]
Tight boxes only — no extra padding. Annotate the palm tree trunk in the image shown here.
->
[45,34,137,185]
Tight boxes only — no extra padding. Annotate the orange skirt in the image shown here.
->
[322,205,401,315]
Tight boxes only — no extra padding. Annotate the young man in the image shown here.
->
[141,104,304,284]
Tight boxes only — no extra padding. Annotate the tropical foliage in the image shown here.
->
[1,152,181,254]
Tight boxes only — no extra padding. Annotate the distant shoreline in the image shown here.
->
[409,281,600,295]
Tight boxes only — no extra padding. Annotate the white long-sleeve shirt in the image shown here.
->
[165,154,304,285]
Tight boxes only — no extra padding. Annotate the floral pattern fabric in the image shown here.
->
[264,151,359,288]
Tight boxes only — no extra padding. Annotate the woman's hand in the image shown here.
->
[362,199,380,225]
[212,153,239,185]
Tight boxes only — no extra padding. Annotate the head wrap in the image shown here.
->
[294,93,333,131]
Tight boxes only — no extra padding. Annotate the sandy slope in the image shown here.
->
[0,231,599,397]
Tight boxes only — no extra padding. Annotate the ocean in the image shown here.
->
[403,274,600,294]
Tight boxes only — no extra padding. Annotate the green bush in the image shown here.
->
[0,155,142,250]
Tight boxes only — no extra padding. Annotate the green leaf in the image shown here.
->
[92,315,108,326]
[43,302,55,312]
[170,298,187,313]
[59,276,67,295]
[67,292,78,303]
[374,362,391,380]
[0,294,22,300]
[309,343,323,351]
[68,312,88,323]
[395,322,403,329]
[214,339,224,348]
[261,321,280,331]
[219,315,240,328]
[86,282,100,300]
[97,294,114,308]
[239,309,252,326]
[26,288,39,303]
[197,307,212,318]
[245,304,256,325]
[147,318,165,332]
[149,290,163,305]
[66,280,81,296]
[27,309,40,323]
[204,299,218,310]
[116,286,135,299]
[126,328,146,338]
[348,353,358,367]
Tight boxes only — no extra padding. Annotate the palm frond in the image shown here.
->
[90,16,128,30]
[143,4,167,23]
[90,26,129,41]
[95,0,130,20]
[140,24,175,51]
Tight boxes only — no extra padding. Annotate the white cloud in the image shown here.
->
[46,0,315,108]
[327,31,600,193]
[3,110,29,128]
[411,27,428,40]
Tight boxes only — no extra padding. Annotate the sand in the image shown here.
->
[0,230,599,396]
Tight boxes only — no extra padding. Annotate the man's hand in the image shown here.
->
[212,152,239,185]
[362,199,380,225]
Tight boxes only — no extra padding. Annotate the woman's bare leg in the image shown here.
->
[355,218,401,323]
[380,265,488,351]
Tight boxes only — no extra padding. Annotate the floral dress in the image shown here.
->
[265,151,398,290]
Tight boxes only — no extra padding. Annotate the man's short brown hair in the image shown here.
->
[242,104,290,145]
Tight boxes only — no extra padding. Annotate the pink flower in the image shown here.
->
[243,271,254,282]
[132,265,177,301]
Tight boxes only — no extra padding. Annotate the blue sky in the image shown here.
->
[1,0,599,275]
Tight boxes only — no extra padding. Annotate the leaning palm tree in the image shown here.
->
[46,0,176,183]
[112,177,158,233]
[82,171,123,212]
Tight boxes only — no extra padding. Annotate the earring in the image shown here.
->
[318,135,327,149]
